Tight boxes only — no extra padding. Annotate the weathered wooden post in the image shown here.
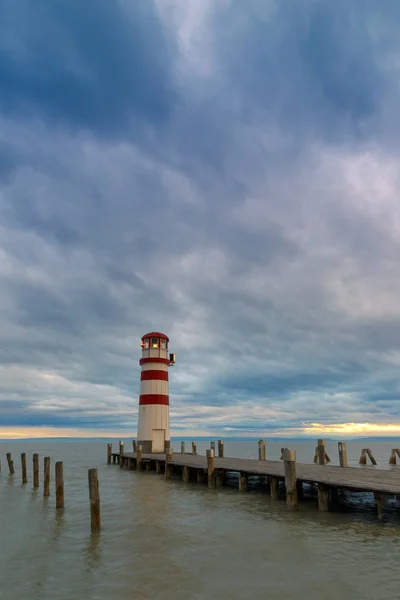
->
[197,470,205,483]
[389,449,397,465]
[269,476,279,500]
[210,441,216,454]
[119,441,124,468]
[181,441,185,454]
[283,449,298,510]
[239,472,248,492]
[21,453,27,484]
[44,457,50,497]
[338,442,348,467]
[258,440,266,461]
[33,453,39,488]
[165,448,173,480]
[6,453,14,475]
[207,448,216,489]
[182,466,190,483]
[192,442,197,455]
[318,484,329,511]
[374,492,385,520]
[218,440,224,458]
[132,440,137,452]
[359,449,367,465]
[366,449,377,465]
[88,469,101,531]
[107,443,112,465]
[0,460,2,472]
[55,462,64,509]
[137,444,143,471]
[317,439,326,465]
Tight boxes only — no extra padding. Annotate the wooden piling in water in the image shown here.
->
[374,492,385,520]
[182,466,190,483]
[210,441,216,454]
[366,449,377,465]
[317,439,326,465]
[119,441,124,468]
[132,440,137,452]
[239,472,248,492]
[107,444,112,464]
[338,442,348,467]
[44,457,50,497]
[318,483,329,511]
[6,453,14,475]
[192,442,197,455]
[389,449,397,465]
[33,453,39,487]
[360,448,377,465]
[197,470,205,483]
[181,441,185,454]
[269,476,279,500]
[88,469,101,531]
[218,440,224,458]
[137,445,143,471]
[55,462,64,508]
[165,448,173,480]
[207,449,215,489]
[21,453,27,484]
[283,449,298,510]
[258,440,266,461]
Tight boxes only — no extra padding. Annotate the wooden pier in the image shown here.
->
[109,441,400,520]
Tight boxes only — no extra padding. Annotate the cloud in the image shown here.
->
[1,1,400,438]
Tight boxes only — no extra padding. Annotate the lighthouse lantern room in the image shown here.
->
[137,332,175,453]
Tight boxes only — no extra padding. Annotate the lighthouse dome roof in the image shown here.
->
[141,331,169,342]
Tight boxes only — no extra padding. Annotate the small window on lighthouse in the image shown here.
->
[151,337,159,348]
[160,338,166,349]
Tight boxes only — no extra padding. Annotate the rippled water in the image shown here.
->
[1,439,400,600]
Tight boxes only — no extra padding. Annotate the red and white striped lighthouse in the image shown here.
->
[137,332,175,453]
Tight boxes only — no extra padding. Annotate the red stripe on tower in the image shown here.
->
[139,394,169,406]
[140,370,169,382]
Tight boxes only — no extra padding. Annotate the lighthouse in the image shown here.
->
[137,332,175,453]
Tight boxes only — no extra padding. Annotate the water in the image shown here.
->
[1,439,400,600]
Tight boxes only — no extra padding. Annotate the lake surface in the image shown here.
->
[1,438,400,600]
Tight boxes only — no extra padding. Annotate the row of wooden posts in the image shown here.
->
[2,452,101,532]
[108,439,396,467]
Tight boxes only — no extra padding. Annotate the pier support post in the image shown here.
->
[107,444,112,464]
[239,472,248,492]
[88,469,101,531]
[318,440,326,465]
[21,453,27,484]
[270,476,279,500]
[218,440,224,458]
[165,448,173,480]
[137,445,143,471]
[258,440,266,461]
[181,441,185,454]
[207,449,215,489]
[55,462,64,509]
[156,460,161,474]
[210,441,216,454]
[318,484,330,511]
[283,449,298,510]
[192,442,197,455]
[33,454,39,488]
[338,442,348,467]
[389,449,397,465]
[44,457,50,497]
[374,492,385,520]
[6,453,14,475]
[197,470,205,484]
[215,470,225,487]
[119,441,124,468]
[132,440,137,453]
[182,466,190,483]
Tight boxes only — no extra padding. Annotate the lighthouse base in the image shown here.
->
[137,439,171,454]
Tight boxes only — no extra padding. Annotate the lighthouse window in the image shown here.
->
[151,338,159,348]
[160,339,166,348]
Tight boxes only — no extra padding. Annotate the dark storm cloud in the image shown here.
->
[0,0,176,135]
[1,1,400,436]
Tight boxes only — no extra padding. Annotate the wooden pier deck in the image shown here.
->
[115,452,400,495]
[108,441,400,519]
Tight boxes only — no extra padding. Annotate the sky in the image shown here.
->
[2,1,400,439]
